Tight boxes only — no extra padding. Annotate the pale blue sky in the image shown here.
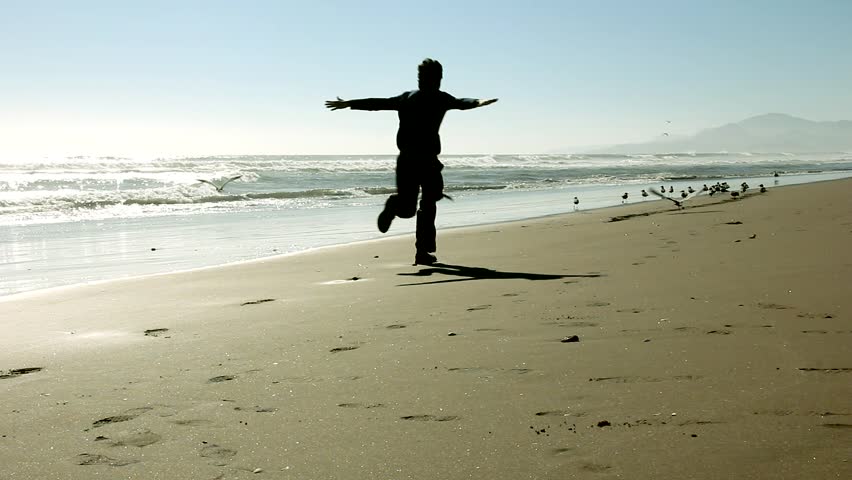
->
[1,0,850,156]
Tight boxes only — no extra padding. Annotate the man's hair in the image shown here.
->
[418,58,442,90]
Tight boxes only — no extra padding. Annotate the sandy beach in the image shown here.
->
[1,178,850,479]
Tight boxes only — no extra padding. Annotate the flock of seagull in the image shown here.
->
[201,171,779,215]
[573,173,777,211]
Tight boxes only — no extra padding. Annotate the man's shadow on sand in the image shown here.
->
[397,263,602,286]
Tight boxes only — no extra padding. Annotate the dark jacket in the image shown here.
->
[348,90,478,155]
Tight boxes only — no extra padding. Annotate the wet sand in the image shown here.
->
[1,178,850,479]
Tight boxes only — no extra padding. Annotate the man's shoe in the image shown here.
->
[414,252,437,266]
[377,198,395,233]
[377,207,394,233]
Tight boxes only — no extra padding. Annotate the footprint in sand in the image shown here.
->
[92,415,138,428]
[474,328,503,332]
[207,375,236,383]
[76,453,138,467]
[233,406,278,413]
[757,302,791,310]
[240,298,275,306]
[796,312,835,319]
[400,414,459,422]
[797,368,852,373]
[466,305,491,311]
[561,321,598,328]
[676,419,726,426]
[821,423,852,429]
[448,367,532,376]
[108,430,162,448]
[0,367,43,379]
[199,444,237,466]
[330,346,359,353]
[589,375,701,383]
[586,301,610,307]
[171,419,213,426]
[553,447,576,455]
[143,328,169,337]
[579,462,612,473]
[337,403,385,409]
[385,324,407,329]
[706,329,732,335]
[535,410,588,418]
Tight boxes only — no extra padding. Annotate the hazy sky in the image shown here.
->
[1,0,850,156]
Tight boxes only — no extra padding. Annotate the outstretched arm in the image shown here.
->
[451,97,499,110]
[325,95,403,111]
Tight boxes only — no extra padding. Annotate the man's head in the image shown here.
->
[418,58,442,91]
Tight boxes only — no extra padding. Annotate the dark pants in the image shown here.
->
[386,154,444,253]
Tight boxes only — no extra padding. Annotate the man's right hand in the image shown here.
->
[325,97,350,110]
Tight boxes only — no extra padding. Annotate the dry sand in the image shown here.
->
[1,178,850,479]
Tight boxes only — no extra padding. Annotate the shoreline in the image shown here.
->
[1,173,846,301]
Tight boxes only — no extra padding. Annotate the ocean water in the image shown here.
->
[2,152,851,297]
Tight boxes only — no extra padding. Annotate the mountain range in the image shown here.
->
[596,113,852,153]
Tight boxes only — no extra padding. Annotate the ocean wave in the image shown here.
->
[3,152,852,179]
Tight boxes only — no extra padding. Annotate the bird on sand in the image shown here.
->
[197,175,242,192]
[641,189,649,198]
[573,196,579,211]
[622,192,629,203]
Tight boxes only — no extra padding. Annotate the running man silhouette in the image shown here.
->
[326,58,497,265]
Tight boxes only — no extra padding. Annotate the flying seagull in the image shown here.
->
[197,175,242,192]
[649,186,701,209]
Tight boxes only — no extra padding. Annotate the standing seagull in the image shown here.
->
[641,189,648,198]
[573,196,580,211]
[197,175,242,193]
[621,192,629,203]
